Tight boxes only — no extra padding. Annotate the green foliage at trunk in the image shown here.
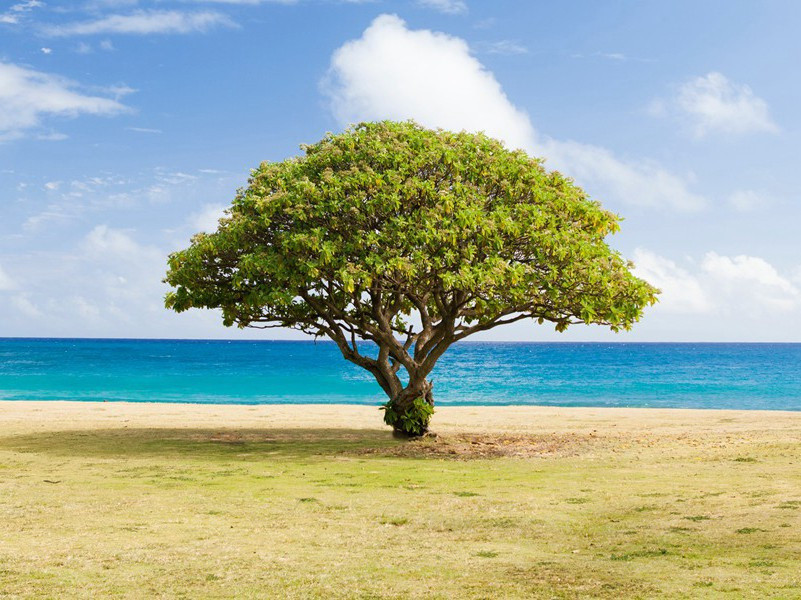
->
[165,121,658,434]
[381,397,435,437]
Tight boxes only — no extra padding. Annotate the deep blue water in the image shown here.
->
[0,338,800,410]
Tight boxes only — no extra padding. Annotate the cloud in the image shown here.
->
[325,14,534,151]
[1,167,275,338]
[541,139,705,211]
[701,252,798,311]
[416,0,467,14]
[10,295,43,318]
[0,263,16,291]
[83,224,148,258]
[126,126,162,134]
[728,189,770,212]
[633,248,799,316]
[43,10,236,37]
[189,204,227,233]
[0,1,43,25]
[0,61,128,139]
[324,15,706,211]
[631,249,711,313]
[476,40,528,55]
[653,72,778,138]
[183,0,296,4]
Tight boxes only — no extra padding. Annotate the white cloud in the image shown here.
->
[43,10,235,37]
[3,226,170,334]
[632,249,711,314]
[0,169,273,338]
[416,0,467,14]
[190,204,227,233]
[126,126,162,134]
[36,131,69,141]
[541,139,705,211]
[0,1,43,25]
[633,248,799,317]
[10,295,42,318]
[655,72,778,138]
[325,14,535,151]
[476,40,528,55]
[184,0,297,4]
[324,15,706,211]
[83,224,146,258]
[0,61,128,139]
[728,189,769,212]
[0,263,17,291]
[701,252,798,311]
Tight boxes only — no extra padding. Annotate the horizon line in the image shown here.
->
[1,337,800,345]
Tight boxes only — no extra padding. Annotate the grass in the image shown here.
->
[0,405,800,598]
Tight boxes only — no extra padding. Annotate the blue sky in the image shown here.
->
[1,0,799,341]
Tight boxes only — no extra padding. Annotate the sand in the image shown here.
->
[3,400,800,439]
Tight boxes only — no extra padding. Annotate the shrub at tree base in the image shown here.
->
[164,121,658,435]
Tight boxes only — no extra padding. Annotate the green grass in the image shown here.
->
[1,423,800,598]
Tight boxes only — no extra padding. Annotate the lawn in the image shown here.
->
[0,403,799,598]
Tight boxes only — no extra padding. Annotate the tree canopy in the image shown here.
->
[165,121,658,434]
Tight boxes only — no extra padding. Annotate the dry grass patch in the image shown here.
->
[1,403,801,598]
[356,432,601,459]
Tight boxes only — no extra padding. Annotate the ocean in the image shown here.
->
[1,338,800,410]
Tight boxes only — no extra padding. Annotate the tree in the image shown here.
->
[165,121,658,435]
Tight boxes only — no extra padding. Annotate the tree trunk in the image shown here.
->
[385,378,435,437]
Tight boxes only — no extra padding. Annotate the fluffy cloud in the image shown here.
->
[189,204,227,233]
[0,162,260,337]
[2,226,171,336]
[652,72,778,138]
[633,248,799,316]
[631,249,712,314]
[541,139,705,211]
[325,14,534,151]
[43,10,235,37]
[0,62,128,139]
[324,15,706,211]
[701,252,798,311]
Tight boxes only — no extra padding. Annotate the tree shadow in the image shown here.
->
[0,427,402,460]
[0,427,593,460]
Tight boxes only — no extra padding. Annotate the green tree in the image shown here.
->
[165,121,658,435]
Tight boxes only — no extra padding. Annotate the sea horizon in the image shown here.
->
[3,337,801,344]
[2,338,800,410]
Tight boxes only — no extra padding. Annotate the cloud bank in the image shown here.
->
[633,248,799,316]
[324,14,705,212]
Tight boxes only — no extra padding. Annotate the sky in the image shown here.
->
[1,0,800,341]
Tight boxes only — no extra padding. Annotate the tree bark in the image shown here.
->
[387,377,434,436]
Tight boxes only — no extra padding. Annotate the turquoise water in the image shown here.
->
[1,338,800,409]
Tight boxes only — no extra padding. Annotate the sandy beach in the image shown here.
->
[3,400,801,442]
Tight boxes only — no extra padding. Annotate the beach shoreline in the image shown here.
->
[3,400,801,438]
